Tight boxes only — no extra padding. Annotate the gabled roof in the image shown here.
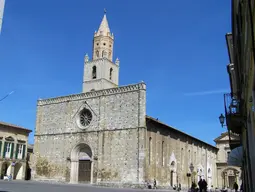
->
[0,121,32,133]
[146,115,218,150]
[214,131,240,142]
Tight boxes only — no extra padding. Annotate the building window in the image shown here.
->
[92,66,97,79]
[149,137,152,165]
[96,50,99,58]
[5,142,12,158]
[162,141,165,166]
[109,68,113,80]
[227,151,230,159]
[80,108,93,127]
[102,50,106,57]
[18,145,23,159]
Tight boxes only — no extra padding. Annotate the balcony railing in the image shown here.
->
[224,93,243,135]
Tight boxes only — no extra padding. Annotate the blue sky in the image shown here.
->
[0,0,231,145]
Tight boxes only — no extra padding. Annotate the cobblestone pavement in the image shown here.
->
[0,180,179,192]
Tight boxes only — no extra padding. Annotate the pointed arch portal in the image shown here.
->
[70,143,93,184]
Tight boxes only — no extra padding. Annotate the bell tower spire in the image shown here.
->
[82,10,119,93]
[92,10,114,61]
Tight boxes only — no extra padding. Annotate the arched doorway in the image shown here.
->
[1,162,11,179]
[13,163,23,180]
[70,143,93,184]
[221,167,240,189]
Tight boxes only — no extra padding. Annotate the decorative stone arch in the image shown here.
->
[70,143,94,184]
[13,162,23,180]
[169,152,177,187]
[5,136,15,142]
[1,161,11,178]
[221,166,241,188]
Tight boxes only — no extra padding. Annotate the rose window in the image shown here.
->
[80,108,92,127]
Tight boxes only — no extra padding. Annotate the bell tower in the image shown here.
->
[82,10,120,93]
[92,9,114,61]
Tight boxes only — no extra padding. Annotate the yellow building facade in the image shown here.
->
[0,121,32,180]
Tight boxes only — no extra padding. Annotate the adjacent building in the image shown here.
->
[32,12,231,190]
[0,121,32,180]
[222,0,255,191]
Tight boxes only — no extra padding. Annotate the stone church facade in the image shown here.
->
[214,132,241,189]
[32,13,237,189]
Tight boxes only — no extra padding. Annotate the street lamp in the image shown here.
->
[219,113,226,127]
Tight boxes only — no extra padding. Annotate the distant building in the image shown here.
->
[0,0,5,33]
[0,121,32,180]
[214,132,241,189]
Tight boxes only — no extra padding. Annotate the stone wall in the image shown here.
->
[145,118,218,189]
[33,83,146,185]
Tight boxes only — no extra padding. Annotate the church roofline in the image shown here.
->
[213,131,240,142]
[146,115,218,151]
[37,82,146,106]
[85,57,118,66]
[0,121,32,133]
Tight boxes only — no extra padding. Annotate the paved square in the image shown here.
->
[0,180,176,192]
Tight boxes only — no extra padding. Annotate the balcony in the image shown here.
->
[224,93,243,135]
[228,131,241,150]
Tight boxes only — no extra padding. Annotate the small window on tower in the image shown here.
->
[96,50,99,58]
[109,44,112,47]
[92,66,97,79]
[109,68,113,80]
[102,51,107,57]
[103,43,106,46]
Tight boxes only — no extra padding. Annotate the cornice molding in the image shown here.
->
[38,82,146,106]
[85,57,118,68]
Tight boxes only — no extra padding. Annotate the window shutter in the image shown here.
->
[15,144,19,159]
[10,143,14,159]
[3,142,7,158]
[0,141,2,156]
[22,145,26,160]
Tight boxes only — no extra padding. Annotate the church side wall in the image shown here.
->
[146,120,218,189]
[32,83,147,186]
